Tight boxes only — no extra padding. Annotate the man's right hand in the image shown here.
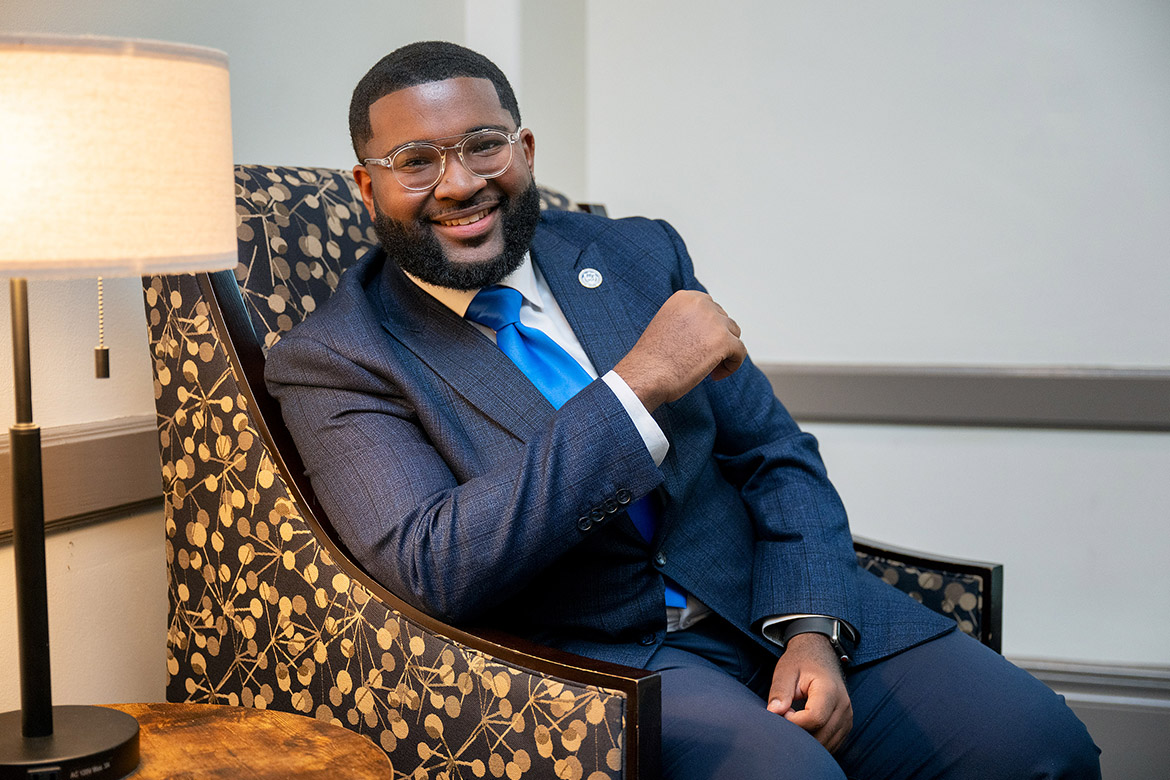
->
[614,290,746,412]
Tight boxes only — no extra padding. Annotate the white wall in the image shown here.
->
[585,1,1170,665]
[585,0,1170,367]
[808,423,1170,664]
[0,508,166,712]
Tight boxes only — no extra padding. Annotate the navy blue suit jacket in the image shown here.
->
[265,209,952,668]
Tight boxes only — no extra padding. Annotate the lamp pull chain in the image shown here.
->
[95,276,110,379]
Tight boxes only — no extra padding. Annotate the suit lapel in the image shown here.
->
[375,256,552,442]
[530,223,643,375]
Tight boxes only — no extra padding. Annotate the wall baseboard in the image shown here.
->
[0,414,162,542]
[1013,657,1170,779]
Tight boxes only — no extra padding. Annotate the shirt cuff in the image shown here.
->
[602,370,669,467]
[759,613,860,648]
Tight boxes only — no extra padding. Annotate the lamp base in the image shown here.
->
[0,705,139,780]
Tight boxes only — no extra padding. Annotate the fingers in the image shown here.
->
[712,302,742,339]
[705,301,745,383]
[614,290,746,410]
[784,679,853,752]
[766,661,798,716]
[708,330,746,382]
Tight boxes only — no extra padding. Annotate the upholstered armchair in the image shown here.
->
[144,165,1002,779]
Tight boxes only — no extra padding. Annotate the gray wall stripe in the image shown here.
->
[761,364,1170,431]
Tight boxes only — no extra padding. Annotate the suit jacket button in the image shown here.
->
[639,633,656,646]
[603,498,619,514]
[577,516,593,531]
[654,551,667,567]
[616,489,633,505]
[590,508,605,522]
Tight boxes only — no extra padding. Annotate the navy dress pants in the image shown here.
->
[646,616,1101,779]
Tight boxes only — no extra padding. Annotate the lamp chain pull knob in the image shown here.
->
[95,276,110,379]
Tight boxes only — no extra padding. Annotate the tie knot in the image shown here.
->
[465,285,523,332]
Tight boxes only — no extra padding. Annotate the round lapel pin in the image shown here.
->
[578,268,603,289]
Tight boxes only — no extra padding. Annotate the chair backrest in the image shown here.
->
[232,166,372,351]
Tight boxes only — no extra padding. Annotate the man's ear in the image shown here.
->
[353,164,377,220]
[520,128,535,176]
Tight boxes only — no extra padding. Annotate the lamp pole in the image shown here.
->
[9,278,53,738]
[0,279,139,779]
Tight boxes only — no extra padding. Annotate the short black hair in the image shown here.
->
[349,40,521,161]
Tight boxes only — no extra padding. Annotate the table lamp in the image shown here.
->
[0,34,237,779]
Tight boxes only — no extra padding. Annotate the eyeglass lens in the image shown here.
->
[392,130,514,190]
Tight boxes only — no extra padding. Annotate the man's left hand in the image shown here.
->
[766,632,853,753]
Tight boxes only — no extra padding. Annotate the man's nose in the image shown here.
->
[432,152,485,201]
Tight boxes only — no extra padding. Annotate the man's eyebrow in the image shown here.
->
[379,124,514,157]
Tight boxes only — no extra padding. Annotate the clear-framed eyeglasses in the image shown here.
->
[363,128,523,191]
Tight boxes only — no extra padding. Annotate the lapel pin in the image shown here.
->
[578,268,603,289]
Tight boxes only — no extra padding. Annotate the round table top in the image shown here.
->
[106,702,390,779]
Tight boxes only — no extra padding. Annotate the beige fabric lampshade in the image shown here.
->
[0,34,237,277]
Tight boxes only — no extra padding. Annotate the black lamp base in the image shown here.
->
[0,705,139,780]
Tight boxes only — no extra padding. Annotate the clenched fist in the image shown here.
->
[614,290,746,412]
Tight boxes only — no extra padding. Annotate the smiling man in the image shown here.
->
[265,41,1099,779]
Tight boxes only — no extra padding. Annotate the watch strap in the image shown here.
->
[779,616,856,664]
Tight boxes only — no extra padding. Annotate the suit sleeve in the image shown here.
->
[652,220,862,633]
[265,328,665,624]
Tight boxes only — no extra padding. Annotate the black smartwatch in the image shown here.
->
[780,616,856,665]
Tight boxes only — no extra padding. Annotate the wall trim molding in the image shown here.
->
[1012,657,1170,777]
[0,414,162,542]
[1013,657,1170,709]
[761,363,1170,431]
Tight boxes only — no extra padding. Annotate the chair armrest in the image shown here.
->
[853,535,1003,653]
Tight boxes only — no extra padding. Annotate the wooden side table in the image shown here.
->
[105,703,389,779]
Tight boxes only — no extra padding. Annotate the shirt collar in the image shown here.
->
[403,252,542,318]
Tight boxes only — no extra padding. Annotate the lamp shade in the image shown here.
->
[0,34,237,277]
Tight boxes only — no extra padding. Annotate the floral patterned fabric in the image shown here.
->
[144,164,998,779]
[855,550,991,644]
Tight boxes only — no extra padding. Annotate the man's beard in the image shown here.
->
[372,182,541,290]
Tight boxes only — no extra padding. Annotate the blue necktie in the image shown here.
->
[465,286,592,408]
[466,285,686,608]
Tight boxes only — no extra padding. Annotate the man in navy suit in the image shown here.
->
[266,41,1099,778]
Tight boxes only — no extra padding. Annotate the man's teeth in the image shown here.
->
[437,208,490,227]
